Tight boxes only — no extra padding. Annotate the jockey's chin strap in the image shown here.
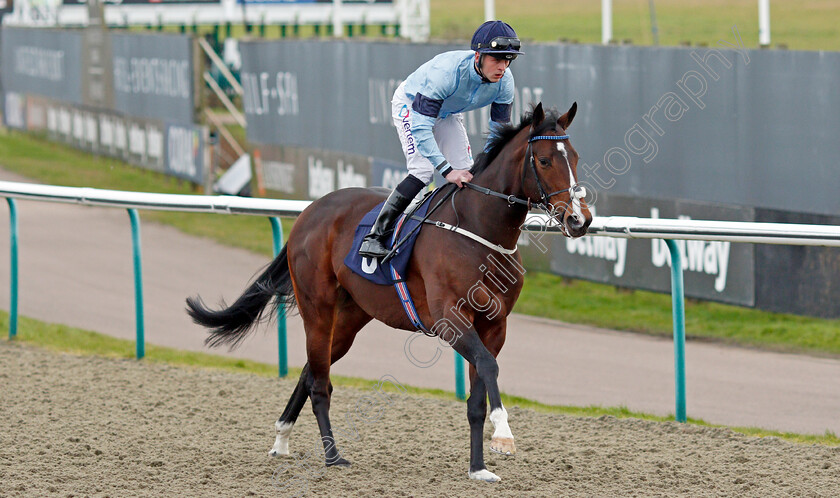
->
[474,56,492,83]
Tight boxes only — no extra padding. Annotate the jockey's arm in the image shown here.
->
[410,103,452,177]
[407,58,459,178]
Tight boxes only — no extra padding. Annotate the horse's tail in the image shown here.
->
[186,245,297,349]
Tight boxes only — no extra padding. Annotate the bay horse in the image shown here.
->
[186,102,592,482]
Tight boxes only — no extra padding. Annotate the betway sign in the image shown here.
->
[523,194,755,306]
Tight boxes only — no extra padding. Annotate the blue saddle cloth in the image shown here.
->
[344,192,435,286]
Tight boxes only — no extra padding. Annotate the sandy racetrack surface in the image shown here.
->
[1,341,838,497]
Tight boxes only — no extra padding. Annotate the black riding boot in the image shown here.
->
[358,175,426,258]
[358,189,413,258]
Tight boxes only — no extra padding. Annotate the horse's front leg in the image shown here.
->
[488,394,516,456]
[448,324,514,481]
[476,322,515,458]
[466,368,498,482]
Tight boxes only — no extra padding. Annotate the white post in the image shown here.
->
[758,0,771,47]
[484,0,495,21]
[222,0,236,23]
[402,0,430,42]
[333,0,343,38]
[602,0,612,45]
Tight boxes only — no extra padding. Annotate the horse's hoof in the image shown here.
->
[268,447,289,458]
[268,440,290,457]
[469,469,501,482]
[490,436,516,456]
[326,457,351,467]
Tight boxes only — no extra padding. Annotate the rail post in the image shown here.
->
[664,239,687,423]
[454,351,466,400]
[269,217,288,377]
[127,209,145,359]
[6,198,18,339]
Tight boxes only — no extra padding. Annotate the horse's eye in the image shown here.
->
[538,158,550,167]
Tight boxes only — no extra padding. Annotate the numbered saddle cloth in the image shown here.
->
[343,192,435,286]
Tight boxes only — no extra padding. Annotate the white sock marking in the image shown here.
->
[469,469,501,482]
[489,407,513,439]
[269,420,294,457]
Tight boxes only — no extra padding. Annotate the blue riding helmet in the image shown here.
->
[470,20,524,60]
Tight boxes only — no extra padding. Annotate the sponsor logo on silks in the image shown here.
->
[467,144,473,162]
[400,104,416,156]
[362,256,378,274]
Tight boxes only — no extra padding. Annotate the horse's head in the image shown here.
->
[524,102,592,238]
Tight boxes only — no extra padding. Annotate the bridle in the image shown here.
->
[463,131,587,235]
[524,134,585,207]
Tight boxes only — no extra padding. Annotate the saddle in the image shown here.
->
[344,189,437,286]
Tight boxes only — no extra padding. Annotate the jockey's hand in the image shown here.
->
[445,169,473,188]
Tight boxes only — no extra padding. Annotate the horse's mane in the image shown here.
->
[470,108,561,176]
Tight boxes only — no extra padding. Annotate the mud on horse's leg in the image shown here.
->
[453,328,515,482]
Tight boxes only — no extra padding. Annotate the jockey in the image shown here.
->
[358,20,523,259]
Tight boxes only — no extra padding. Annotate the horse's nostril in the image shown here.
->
[568,216,584,229]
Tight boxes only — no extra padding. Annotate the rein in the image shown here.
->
[381,132,586,262]
[463,182,531,209]
[380,183,459,264]
[464,133,586,236]
[464,133,582,210]
[382,181,520,264]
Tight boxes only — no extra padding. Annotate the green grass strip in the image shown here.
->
[1,129,839,358]
[515,273,840,357]
[0,129,293,256]
[2,311,837,447]
[126,1,840,51]
[430,0,840,51]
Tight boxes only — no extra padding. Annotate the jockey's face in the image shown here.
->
[475,53,511,83]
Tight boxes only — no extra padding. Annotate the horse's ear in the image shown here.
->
[530,102,545,131]
[557,102,578,130]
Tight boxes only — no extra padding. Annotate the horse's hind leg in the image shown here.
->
[269,282,371,466]
[269,290,371,460]
[307,287,374,467]
[269,364,312,457]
